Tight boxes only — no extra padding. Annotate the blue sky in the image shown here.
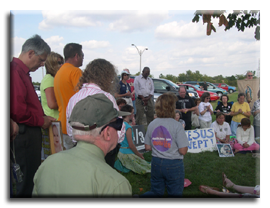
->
[10,9,260,83]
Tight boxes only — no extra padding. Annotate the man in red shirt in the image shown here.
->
[123,68,136,117]
[10,34,55,197]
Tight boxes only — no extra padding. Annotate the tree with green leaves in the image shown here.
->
[192,10,260,40]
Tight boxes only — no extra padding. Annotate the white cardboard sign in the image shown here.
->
[185,128,217,153]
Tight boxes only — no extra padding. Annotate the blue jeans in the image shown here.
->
[141,156,185,198]
[231,120,241,136]
[132,100,136,115]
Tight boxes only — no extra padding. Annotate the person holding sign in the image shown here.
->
[251,90,260,137]
[115,104,151,174]
[210,112,232,146]
[33,94,132,197]
[142,93,189,197]
[198,92,214,128]
[230,93,251,136]
[234,118,260,154]
[10,35,55,197]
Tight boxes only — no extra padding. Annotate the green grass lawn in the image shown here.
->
[119,91,260,197]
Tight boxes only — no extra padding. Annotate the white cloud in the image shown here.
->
[45,35,64,44]
[12,36,26,58]
[39,10,169,32]
[81,40,110,49]
[155,20,206,39]
[109,10,169,32]
[39,10,103,30]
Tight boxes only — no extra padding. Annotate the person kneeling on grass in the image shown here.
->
[199,173,260,198]
[114,104,151,174]
[141,93,189,198]
[234,118,260,154]
[210,112,234,148]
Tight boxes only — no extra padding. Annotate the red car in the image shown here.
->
[213,83,229,92]
[178,84,219,101]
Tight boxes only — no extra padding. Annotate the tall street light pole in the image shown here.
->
[131,44,148,74]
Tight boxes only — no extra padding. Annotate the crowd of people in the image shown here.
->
[10,34,260,198]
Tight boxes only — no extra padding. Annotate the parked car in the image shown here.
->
[183,81,227,97]
[213,83,229,92]
[153,92,163,105]
[152,78,200,100]
[178,84,219,101]
[34,85,40,91]
[228,85,237,94]
[35,90,41,102]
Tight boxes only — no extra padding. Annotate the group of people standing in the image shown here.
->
[10,35,132,197]
[9,34,160,198]
[10,34,260,198]
[115,67,155,127]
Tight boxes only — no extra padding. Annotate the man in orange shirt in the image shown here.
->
[54,43,83,149]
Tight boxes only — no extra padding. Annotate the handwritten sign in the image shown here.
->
[185,128,217,153]
[132,125,145,150]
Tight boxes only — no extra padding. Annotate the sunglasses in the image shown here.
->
[58,61,64,65]
[99,118,123,137]
[248,75,253,77]
[123,74,129,76]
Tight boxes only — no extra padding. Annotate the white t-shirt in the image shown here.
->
[210,121,231,140]
[236,126,255,146]
[198,102,213,122]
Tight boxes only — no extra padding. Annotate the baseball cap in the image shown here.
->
[121,70,130,76]
[69,93,131,131]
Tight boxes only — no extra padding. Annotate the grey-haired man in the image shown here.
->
[33,94,132,197]
[10,34,55,197]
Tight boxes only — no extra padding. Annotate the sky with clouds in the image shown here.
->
[11,9,260,83]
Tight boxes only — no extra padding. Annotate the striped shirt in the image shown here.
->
[66,83,125,143]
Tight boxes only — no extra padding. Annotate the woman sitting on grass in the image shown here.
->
[141,93,189,197]
[175,110,185,129]
[234,118,260,154]
[199,173,260,198]
[210,112,233,147]
[114,104,151,174]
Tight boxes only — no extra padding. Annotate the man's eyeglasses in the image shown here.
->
[248,75,253,77]
[37,55,46,64]
[99,118,123,138]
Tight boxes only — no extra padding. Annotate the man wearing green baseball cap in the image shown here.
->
[32,94,132,197]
